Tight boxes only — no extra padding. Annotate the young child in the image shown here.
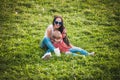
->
[52,30,94,56]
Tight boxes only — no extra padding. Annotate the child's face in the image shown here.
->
[54,37,62,42]
[54,38,62,42]
[53,32,62,42]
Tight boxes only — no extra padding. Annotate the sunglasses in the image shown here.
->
[54,21,62,25]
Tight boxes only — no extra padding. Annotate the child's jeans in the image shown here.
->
[40,37,55,53]
[69,47,88,56]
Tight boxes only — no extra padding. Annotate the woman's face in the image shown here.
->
[54,18,62,29]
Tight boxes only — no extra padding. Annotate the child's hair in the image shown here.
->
[53,30,62,39]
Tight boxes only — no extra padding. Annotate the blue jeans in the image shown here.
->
[69,47,88,56]
[40,37,55,53]
[40,37,89,56]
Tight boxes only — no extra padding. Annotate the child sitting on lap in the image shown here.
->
[52,30,94,56]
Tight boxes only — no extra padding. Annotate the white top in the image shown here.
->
[44,24,54,37]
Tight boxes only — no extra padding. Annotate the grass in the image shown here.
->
[0,0,120,80]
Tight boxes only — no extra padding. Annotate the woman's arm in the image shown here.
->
[46,28,52,38]
[62,28,71,46]
[69,44,74,47]
[46,28,55,43]
[62,29,67,38]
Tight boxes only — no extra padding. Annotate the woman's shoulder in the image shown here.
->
[46,24,53,31]
[47,24,53,29]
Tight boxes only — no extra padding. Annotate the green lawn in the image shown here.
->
[0,0,120,80]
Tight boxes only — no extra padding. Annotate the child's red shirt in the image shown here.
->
[53,40,72,53]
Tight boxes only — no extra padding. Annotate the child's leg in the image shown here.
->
[69,47,88,56]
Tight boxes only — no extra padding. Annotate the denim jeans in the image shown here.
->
[69,47,88,56]
[40,37,89,56]
[40,37,55,53]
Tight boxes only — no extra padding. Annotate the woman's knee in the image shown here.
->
[43,37,50,41]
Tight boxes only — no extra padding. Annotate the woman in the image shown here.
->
[40,15,70,59]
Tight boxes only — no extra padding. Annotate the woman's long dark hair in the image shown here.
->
[52,15,70,46]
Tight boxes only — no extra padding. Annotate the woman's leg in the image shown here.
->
[69,47,88,56]
[40,37,55,59]
[41,37,61,59]
[40,37,55,52]
[40,38,46,48]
